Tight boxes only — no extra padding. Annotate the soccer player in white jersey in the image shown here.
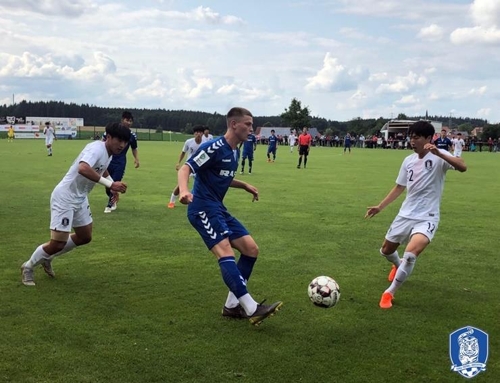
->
[201,127,214,143]
[167,125,205,208]
[288,131,297,153]
[365,121,467,309]
[20,122,131,286]
[452,132,465,157]
[44,122,57,156]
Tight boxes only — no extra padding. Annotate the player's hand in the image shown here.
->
[134,159,140,168]
[245,184,259,202]
[179,191,193,205]
[424,143,439,155]
[175,163,180,171]
[365,206,381,219]
[111,181,127,193]
[110,191,120,204]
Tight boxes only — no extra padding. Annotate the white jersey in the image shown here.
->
[182,138,202,160]
[201,134,213,143]
[52,141,112,206]
[452,138,464,156]
[289,134,297,146]
[44,126,55,144]
[395,149,454,220]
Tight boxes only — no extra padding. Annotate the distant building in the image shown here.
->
[380,119,442,140]
[471,127,483,137]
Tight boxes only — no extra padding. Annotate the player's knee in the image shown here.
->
[246,243,259,257]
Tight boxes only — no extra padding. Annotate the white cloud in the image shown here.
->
[395,95,420,105]
[471,0,500,28]
[376,71,428,94]
[0,0,97,17]
[451,0,500,45]
[305,53,358,92]
[477,107,491,117]
[417,24,444,41]
[469,86,487,95]
[162,6,244,25]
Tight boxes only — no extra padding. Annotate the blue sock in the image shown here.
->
[218,257,248,298]
[237,254,257,281]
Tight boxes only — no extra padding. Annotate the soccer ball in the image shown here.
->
[308,276,340,308]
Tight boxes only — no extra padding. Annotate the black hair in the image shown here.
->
[105,122,131,142]
[271,129,275,133]
[193,125,206,133]
[226,107,253,122]
[122,111,134,121]
[408,121,435,139]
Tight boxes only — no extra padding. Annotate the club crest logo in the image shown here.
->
[425,159,433,170]
[450,326,488,379]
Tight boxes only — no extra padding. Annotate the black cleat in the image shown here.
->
[249,300,283,326]
[222,305,247,319]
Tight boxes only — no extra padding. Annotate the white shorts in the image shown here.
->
[46,139,54,146]
[385,215,439,244]
[454,149,462,157]
[50,195,93,231]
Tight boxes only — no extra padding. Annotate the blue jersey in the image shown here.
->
[186,136,239,211]
[242,134,256,155]
[268,135,277,149]
[103,131,138,166]
[435,137,452,151]
[344,136,351,146]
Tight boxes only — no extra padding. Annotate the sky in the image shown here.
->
[1,0,500,122]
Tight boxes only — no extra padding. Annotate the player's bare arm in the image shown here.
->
[365,184,406,218]
[425,143,467,172]
[132,148,140,168]
[177,164,193,204]
[176,151,186,171]
[230,179,259,202]
[77,161,127,193]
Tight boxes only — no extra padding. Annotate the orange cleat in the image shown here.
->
[379,292,394,309]
[388,265,397,282]
[167,202,175,209]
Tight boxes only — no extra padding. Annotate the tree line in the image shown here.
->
[0,99,497,139]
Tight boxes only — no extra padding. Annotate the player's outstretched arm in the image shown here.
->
[132,148,140,168]
[365,184,406,218]
[230,179,259,202]
[176,151,186,171]
[425,143,467,172]
[78,161,127,193]
[177,164,193,204]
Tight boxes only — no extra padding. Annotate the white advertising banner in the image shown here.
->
[0,124,39,132]
[15,132,45,139]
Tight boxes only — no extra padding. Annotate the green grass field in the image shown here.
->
[1,139,498,383]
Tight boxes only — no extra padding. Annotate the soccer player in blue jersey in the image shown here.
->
[177,107,283,326]
[343,133,352,154]
[103,111,140,213]
[434,129,453,152]
[239,127,257,174]
[266,129,278,162]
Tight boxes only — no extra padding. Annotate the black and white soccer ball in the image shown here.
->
[308,276,340,308]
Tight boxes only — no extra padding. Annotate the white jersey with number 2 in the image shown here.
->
[395,149,454,221]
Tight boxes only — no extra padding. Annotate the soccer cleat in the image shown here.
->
[267,159,271,162]
[297,165,300,169]
[379,292,394,309]
[240,171,243,175]
[248,170,252,174]
[21,263,35,286]
[167,202,175,209]
[42,259,55,278]
[222,305,247,319]
[104,207,112,213]
[388,265,397,282]
[248,300,283,326]
[111,203,117,211]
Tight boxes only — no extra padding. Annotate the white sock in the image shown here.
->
[52,236,77,258]
[238,293,258,315]
[25,245,50,268]
[380,248,401,267]
[224,291,239,308]
[169,193,177,204]
[386,252,416,295]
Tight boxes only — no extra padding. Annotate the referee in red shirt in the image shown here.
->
[297,127,312,169]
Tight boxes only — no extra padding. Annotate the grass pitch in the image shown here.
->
[0,139,498,383]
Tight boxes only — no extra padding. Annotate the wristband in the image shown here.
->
[98,177,113,188]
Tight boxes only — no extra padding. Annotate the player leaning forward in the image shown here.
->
[365,121,467,309]
[177,107,283,326]
[21,123,131,286]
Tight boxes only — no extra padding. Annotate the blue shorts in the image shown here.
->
[107,162,125,181]
[242,151,254,160]
[267,147,276,155]
[188,208,249,250]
